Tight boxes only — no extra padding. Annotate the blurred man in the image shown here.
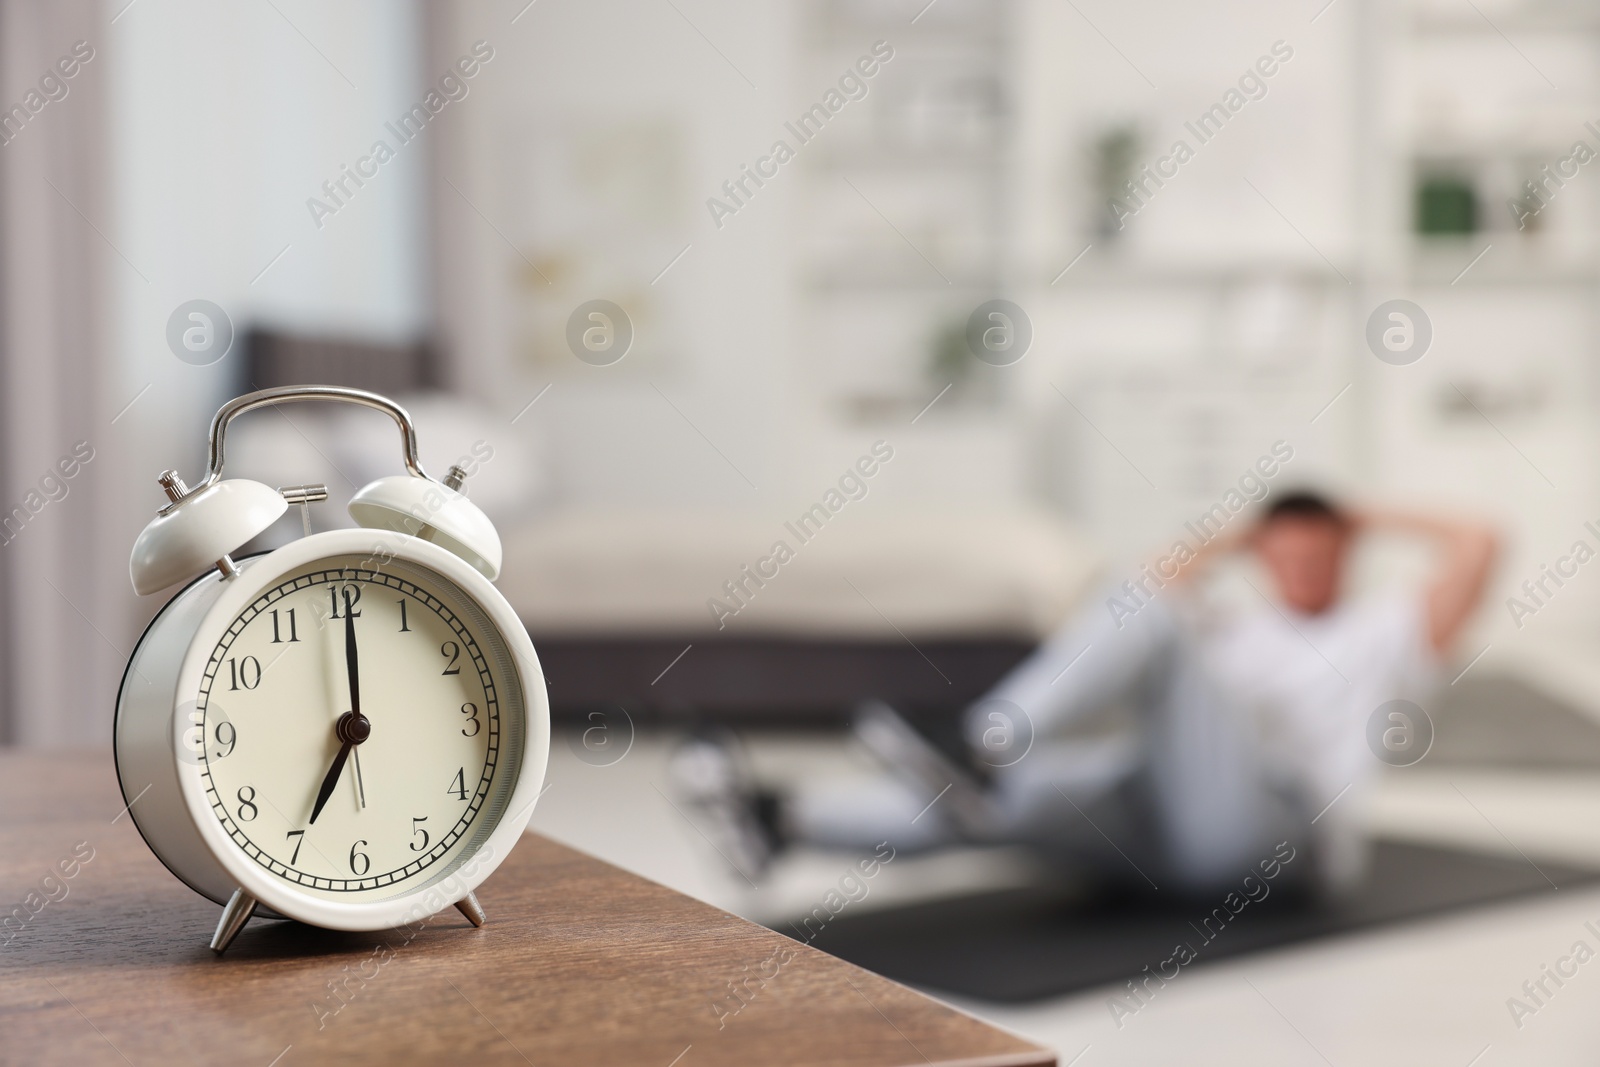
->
[675,492,1498,897]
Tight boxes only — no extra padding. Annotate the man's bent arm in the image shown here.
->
[1358,508,1500,656]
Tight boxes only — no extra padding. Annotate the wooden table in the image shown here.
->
[0,752,1053,1066]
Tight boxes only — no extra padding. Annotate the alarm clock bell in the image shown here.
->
[349,473,502,580]
[129,473,287,595]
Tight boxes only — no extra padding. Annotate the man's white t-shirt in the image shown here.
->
[1202,592,1442,807]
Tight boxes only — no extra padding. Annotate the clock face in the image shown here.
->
[192,554,524,900]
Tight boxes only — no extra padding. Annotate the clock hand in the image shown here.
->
[344,588,361,717]
[351,747,367,809]
[309,741,352,825]
[343,590,367,810]
[309,711,371,825]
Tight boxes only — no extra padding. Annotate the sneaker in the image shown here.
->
[852,701,994,835]
[668,730,778,882]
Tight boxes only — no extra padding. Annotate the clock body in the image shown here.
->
[114,528,549,931]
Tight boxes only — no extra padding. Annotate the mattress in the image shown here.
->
[496,506,1102,641]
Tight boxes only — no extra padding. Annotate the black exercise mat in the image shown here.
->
[790,839,1600,1003]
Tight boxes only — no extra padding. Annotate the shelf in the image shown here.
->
[799,0,1014,400]
[1015,257,1352,289]
[805,270,1000,292]
[1411,3,1600,34]
[807,143,1005,172]
[1404,238,1600,284]
[804,0,1008,49]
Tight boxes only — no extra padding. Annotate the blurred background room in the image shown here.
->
[5,0,1600,1061]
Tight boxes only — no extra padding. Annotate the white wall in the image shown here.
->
[433,0,804,513]
[87,0,430,740]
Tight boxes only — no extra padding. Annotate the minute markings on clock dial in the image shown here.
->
[196,565,502,894]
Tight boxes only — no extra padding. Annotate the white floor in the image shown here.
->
[526,699,1600,1065]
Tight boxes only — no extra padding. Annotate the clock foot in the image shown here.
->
[210,888,258,955]
[454,892,487,928]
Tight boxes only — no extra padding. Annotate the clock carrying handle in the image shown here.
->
[200,385,432,490]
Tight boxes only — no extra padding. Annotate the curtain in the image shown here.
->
[0,0,115,745]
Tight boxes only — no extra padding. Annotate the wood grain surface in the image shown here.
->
[0,751,1053,1067]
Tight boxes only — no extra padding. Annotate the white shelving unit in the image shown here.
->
[1377,0,1600,635]
[795,0,1015,419]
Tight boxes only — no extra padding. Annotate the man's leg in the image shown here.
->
[789,589,1184,862]
[784,596,1311,894]
[1140,645,1296,890]
[964,584,1186,751]
[965,658,1295,893]
[965,593,1299,892]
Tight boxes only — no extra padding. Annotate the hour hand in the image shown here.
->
[309,741,352,825]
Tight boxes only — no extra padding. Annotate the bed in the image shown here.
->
[497,507,1100,720]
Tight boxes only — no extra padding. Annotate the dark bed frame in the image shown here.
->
[528,634,1033,725]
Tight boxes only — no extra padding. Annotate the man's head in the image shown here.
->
[1252,491,1352,615]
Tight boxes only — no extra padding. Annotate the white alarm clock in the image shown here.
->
[114,386,549,954]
